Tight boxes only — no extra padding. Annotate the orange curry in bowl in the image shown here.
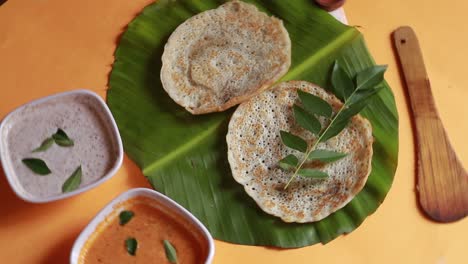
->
[79,196,208,263]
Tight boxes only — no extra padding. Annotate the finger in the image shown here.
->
[315,0,346,11]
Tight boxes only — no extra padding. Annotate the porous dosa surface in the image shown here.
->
[227,81,373,222]
[161,0,291,114]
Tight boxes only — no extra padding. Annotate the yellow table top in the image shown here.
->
[0,0,467,263]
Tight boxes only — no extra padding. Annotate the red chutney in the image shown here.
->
[79,196,208,264]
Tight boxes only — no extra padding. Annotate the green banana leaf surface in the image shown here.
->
[107,0,399,248]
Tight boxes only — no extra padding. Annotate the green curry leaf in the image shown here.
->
[163,240,178,264]
[355,65,387,92]
[32,137,54,153]
[119,210,135,226]
[308,149,347,163]
[297,89,332,118]
[52,128,74,147]
[22,158,51,175]
[278,154,299,170]
[62,166,82,193]
[293,105,321,135]
[125,237,138,256]
[280,131,308,153]
[331,61,354,100]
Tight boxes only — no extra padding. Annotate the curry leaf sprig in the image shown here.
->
[279,61,387,189]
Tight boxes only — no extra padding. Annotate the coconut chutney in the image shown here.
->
[0,91,121,200]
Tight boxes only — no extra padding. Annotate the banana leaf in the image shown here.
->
[107,0,398,248]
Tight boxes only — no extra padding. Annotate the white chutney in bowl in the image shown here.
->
[0,90,123,203]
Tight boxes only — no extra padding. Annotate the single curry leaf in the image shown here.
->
[163,240,178,264]
[320,103,362,143]
[347,84,385,106]
[355,65,387,92]
[52,128,74,147]
[293,105,321,135]
[119,210,134,225]
[342,96,374,120]
[297,90,332,118]
[278,154,298,170]
[280,131,307,153]
[22,158,51,175]
[331,61,354,100]
[32,137,54,153]
[297,169,328,179]
[319,116,349,142]
[62,166,82,193]
[308,149,347,162]
[125,237,138,256]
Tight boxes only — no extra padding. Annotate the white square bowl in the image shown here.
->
[71,188,215,264]
[0,90,123,203]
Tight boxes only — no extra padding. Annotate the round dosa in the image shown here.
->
[161,0,291,114]
[226,81,373,222]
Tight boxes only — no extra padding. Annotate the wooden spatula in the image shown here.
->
[393,26,468,223]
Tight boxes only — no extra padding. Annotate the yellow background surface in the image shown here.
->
[0,0,467,263]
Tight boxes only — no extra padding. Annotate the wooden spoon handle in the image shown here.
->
[393,26,468,222]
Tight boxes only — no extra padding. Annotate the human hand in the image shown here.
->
[315,0,345,11]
